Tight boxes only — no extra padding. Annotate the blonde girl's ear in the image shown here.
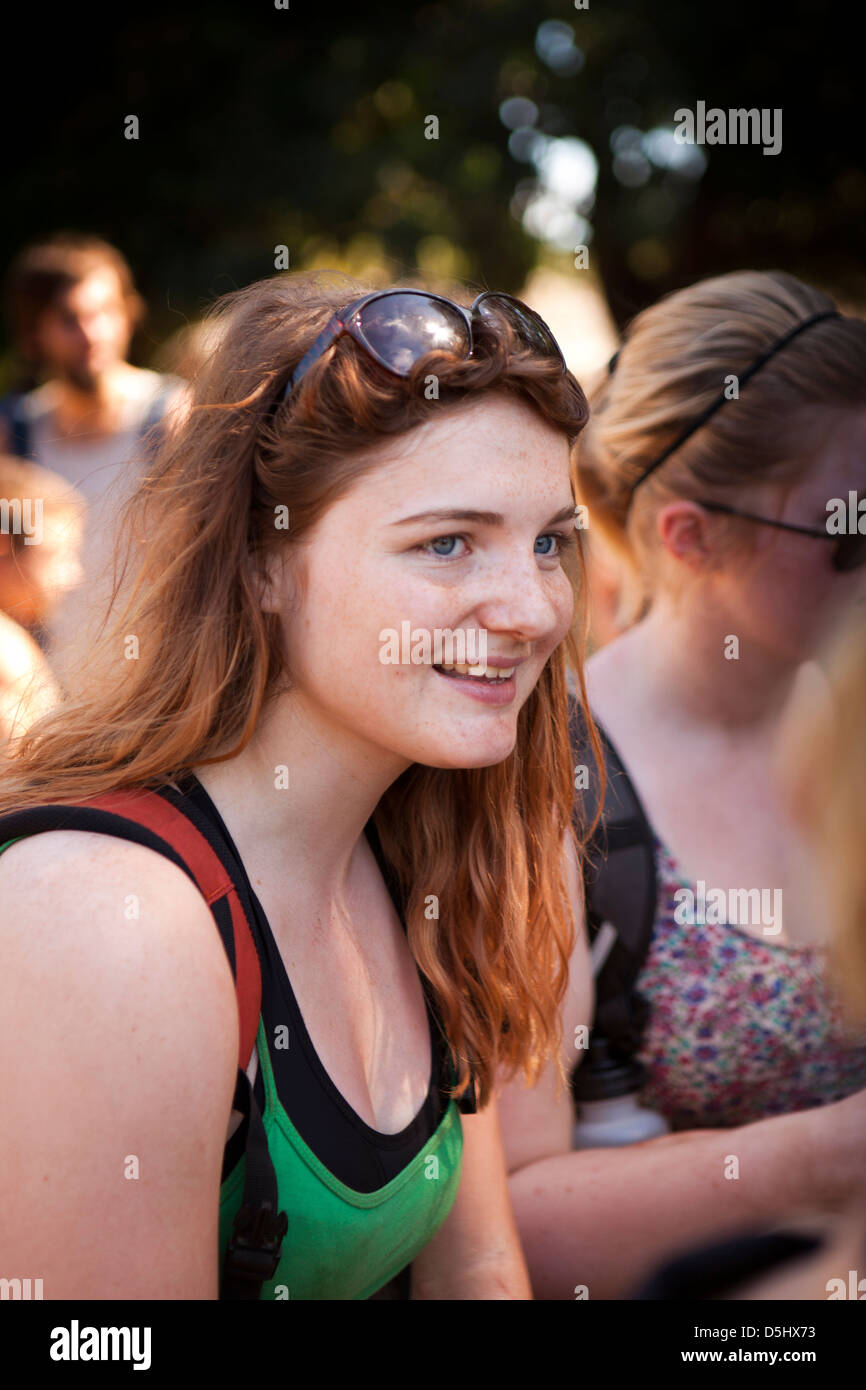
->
[655,499,716,573]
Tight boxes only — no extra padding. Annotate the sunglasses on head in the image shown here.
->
[281,288,567,400]
[698,499,866,573]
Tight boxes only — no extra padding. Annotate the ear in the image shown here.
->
[655,500,715,573]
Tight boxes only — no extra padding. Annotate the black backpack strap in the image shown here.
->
[568,696,658,1061]
[0,393,33,458]
[221,1068,288,1299]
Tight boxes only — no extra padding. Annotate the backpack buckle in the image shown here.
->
[225,1203,288,1287]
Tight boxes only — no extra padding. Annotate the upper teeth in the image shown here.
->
[437,663,515,679]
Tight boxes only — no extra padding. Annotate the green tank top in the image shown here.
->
[0,834,464,1300]
[220,1018,463,1300]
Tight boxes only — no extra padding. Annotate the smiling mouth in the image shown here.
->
[432,663,516,682]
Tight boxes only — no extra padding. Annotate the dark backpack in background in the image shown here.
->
[567,696,659,1092]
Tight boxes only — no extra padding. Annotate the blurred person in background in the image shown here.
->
[0,233,183,683]
[0,455,83,740]
[743,594,866,1299]
[581,527,634,652]
[565,355,636,656]
[152,315,226,385]
[632,595,866,1299]
[498,270,866,1298]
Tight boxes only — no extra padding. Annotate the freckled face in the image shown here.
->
[276,392,577,769]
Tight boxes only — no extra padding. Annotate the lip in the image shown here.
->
[432,662,522,705]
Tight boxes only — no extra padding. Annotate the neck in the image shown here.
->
[191,690,411,906]
[50,363,134,433]
[618,592,801,733]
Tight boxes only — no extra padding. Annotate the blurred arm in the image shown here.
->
[498,835,866,1299]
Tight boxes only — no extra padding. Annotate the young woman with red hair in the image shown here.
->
[0,271,597,1300]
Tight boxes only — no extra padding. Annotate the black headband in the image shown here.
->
[616,309,841,503]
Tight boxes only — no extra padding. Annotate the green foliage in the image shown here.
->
[1,0,861,378]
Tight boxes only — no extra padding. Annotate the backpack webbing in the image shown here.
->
[567,697,658,1065]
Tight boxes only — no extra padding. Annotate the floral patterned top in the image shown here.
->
[635,836,866,1130]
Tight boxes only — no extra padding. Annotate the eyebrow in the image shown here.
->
[390,505,577,528]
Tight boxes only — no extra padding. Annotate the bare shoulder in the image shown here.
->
[0,828,232,982]
[0,828,237,1054]
[0,830,239,1297]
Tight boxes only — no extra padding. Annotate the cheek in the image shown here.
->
[742,546,843,649]
[349,562,457,648]
[36,325,64,358]
[286,556,395,682]
[548,571,577,641]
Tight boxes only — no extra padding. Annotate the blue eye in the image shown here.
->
[414,530,577,561]
[536,531,578,558]
[418,535,467,558]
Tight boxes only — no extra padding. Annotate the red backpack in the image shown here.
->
[0,781,287,1300]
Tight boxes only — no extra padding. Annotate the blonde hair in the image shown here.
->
[577,270,866,622]
[794,600,866,1025]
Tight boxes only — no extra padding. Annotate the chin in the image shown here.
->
[413,728,519,771]
[761,631,818,665]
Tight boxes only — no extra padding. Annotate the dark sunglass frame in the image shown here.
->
[698,499,866,573]
[282,288,566,400]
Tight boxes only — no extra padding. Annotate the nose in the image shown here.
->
[471,548,572,644]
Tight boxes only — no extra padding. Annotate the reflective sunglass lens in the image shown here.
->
[475,294,564,365]
[358,294,470,375]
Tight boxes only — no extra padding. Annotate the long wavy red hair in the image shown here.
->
[0,270,599,1105]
